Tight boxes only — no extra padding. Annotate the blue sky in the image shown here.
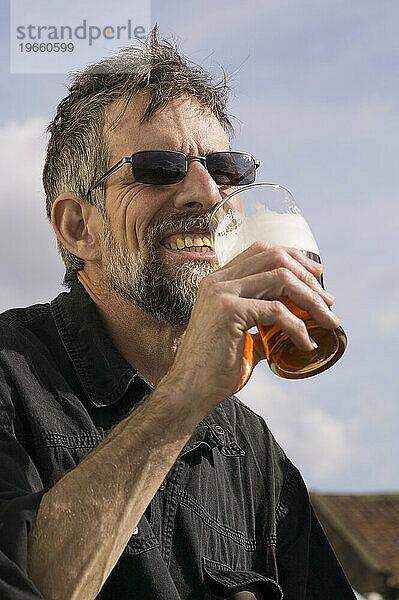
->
[0,0,398,492]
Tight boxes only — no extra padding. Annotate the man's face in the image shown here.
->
[99,95,231,326]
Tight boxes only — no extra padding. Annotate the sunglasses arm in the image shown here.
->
[86,157,132,198]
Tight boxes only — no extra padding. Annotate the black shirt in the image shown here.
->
[0,280,356,599]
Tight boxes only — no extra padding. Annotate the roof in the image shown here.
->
[310,492,399,589]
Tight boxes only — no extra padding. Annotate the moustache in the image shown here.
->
[145,211,214,245]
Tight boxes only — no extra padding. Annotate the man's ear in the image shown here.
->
[51,193,103,261]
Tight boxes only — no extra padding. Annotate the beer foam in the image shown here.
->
[214,207,319,266]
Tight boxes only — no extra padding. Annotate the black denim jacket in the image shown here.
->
[0,280,356,599]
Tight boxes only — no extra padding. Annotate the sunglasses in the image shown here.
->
[87,150,260,197]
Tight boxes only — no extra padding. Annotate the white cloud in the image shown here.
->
[297,408,360,480]
[0,116,48,197]
[0,116,65,311]
[236,368,361,483]
[375,305,399,338]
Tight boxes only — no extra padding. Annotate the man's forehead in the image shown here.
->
[104,94,229,162]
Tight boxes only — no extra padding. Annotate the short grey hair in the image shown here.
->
[43,26,233,287]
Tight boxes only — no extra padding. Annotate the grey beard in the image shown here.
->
[102,214,215,327]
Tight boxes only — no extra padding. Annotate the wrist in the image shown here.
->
[156,368,206,428]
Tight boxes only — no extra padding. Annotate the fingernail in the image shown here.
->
[311,340,318,349]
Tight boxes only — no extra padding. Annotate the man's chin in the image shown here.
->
[102,236,215,326]
[103,266,198,327]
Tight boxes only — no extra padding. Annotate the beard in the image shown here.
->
[102,211,216,327]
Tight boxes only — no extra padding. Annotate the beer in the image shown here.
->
[257,252,346,379]
[212,199,347,380]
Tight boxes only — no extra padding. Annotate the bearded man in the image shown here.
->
[0,30,355,600]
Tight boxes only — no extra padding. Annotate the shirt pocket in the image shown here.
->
[202,556,282,600]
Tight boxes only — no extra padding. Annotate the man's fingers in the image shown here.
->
[229,269,339,330]
[246,298,317,351]
[220,241,322,277]
[218,244,334,306]
[285,247,324,277]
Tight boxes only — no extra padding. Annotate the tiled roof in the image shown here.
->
[310,492,399,588]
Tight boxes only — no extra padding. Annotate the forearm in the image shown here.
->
[27,380,200,600]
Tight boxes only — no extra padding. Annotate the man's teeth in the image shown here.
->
[164,235,214,252]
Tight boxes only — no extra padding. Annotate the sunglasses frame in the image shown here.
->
[86,150,260,198]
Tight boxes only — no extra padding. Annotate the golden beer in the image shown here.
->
[259,250,347,379]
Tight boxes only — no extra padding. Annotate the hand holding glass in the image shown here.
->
[209,183,347,379]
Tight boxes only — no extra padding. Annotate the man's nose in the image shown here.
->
[172,159,222,211]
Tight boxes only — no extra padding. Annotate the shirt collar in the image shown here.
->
[50,279,139,407]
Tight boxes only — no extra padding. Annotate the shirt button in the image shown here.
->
[159,478,167,491]
[132,526,139,535]
[214,425,225,435]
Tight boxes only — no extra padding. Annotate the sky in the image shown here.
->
[0,0,398,493]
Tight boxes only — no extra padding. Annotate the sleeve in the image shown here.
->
[0,373,48,599]
[275,460,356,600]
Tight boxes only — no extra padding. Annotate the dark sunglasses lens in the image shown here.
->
[207,152,256,185]
[132,151,186,184]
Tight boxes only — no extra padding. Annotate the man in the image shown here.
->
[0,29,355,599]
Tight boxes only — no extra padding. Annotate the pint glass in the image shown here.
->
[209,183,347,379]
